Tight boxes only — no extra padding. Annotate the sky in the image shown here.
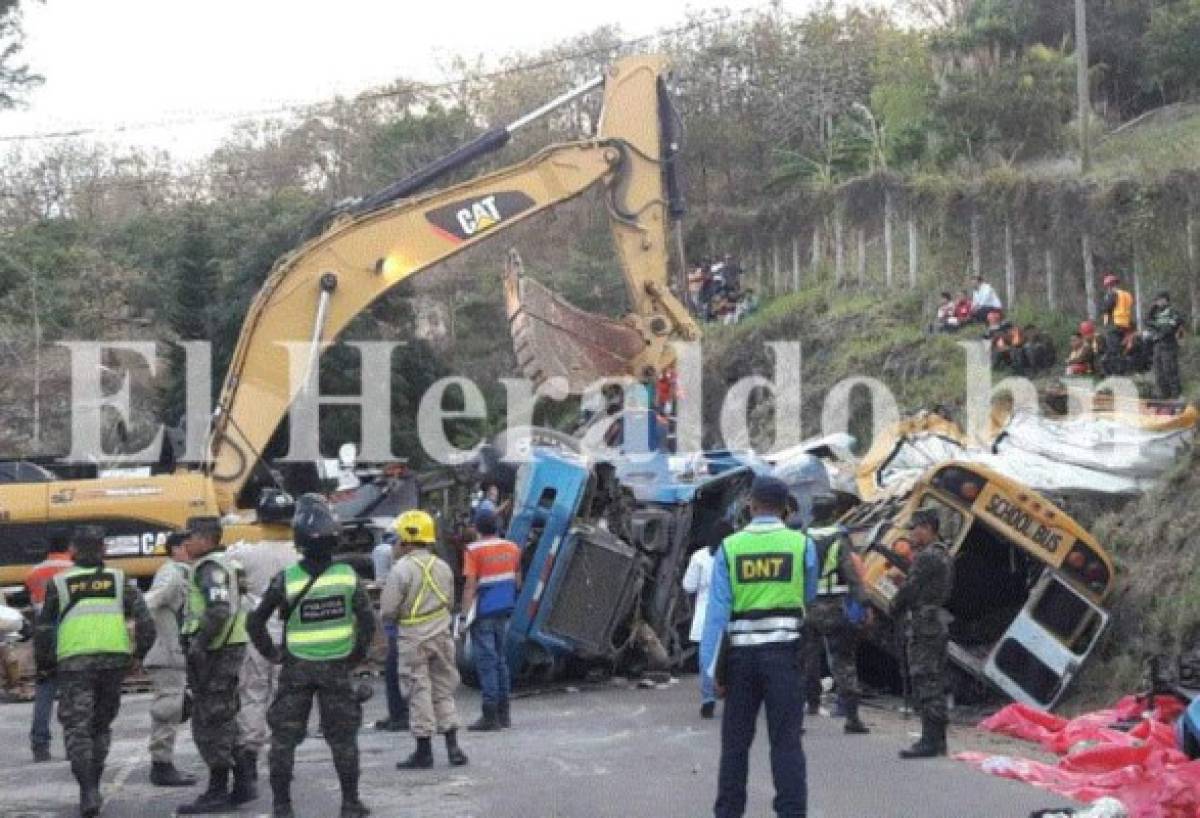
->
[0,0,859,160]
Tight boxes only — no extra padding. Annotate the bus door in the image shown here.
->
[983,570,1109,710]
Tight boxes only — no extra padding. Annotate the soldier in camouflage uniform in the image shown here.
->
[891,509,954,759]
[804,527,870,734]
[248,495,375,818]
[178,517,257,814]
[1148,291,1186,399]
[34,525,155,818]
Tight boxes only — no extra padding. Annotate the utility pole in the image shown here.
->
[1075,0,1091,174]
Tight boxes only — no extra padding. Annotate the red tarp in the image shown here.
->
[958,696,1200,818]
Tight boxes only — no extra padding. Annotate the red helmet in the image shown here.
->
[986,310,1002,325]
[1079,320,1095,337]
[1102,274,1119,288]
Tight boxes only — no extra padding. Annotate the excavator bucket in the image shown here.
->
[503,250,647,393]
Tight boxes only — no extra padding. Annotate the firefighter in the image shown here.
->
[247,494,375,818]
[1100,274,1136,374]
[1148,290,1185,399]
[700,476,815,818]
[178,516,257,814]
[33,525,155,818]
[382,510,468,770]
[804,528,869,734]
[892,509,954,759]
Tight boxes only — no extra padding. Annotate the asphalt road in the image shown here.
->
[0,676,1075,818]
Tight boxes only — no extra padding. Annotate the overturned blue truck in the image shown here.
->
[458,421,839,685]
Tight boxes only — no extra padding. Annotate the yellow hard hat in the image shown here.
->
[394,509,436,544]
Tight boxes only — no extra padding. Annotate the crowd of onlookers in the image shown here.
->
[929,273,1187,398]
[686,253,758,325]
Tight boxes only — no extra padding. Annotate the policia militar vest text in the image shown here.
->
[182,553,248,649]
[52,566,133,660]
[282,562,359,661]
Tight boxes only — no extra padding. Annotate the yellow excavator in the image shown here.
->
[0,54,699,590]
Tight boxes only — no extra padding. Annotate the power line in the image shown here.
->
[0,10,744,145]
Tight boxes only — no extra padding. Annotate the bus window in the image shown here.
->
[914,494,966,545]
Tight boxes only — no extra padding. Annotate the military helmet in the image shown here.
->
[292,493,341,556]
[394,509,436,544]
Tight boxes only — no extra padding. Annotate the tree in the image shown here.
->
[1143,0,1200,103]
[0,0,41,110]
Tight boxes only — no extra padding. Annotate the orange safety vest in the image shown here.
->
[1107,289,1134,329]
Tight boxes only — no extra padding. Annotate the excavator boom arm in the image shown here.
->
[207,55,698,512]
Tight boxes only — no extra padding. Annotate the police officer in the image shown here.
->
[381,510,468,770]
[1148,290,1185,399]
[34,525,155,818]
[143,531,198,786]
[700,476,814,818]
[178,516,257,814]
[226,534,300,786]
[892,509,954,759]
[247,494,375,818]
[804,527,869,734]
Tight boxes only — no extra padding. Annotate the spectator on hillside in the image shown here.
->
[687,263,706,316]
[970,276,1003,323]
[953,290,973,325]
[932,292,959,333]
[1065,332,1095,377]
[721,253,743,292]
[984,310,1028,373]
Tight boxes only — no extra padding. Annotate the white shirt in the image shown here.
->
[682,548,715,644]
[972,282,1002,311]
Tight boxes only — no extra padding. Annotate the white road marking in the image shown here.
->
[99,750,142,815]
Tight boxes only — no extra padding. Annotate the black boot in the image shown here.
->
[396,737,433,770]
[340,796,372,818]
[177,767,233,814]
[32,745,51,763]
[843,699,870,735]
[75,760,101,818]
[467,703,501,732]
[933,719,949,755]
[899,717,940,759]
[270,771,294,818]
[497,699,511,729]
[150,761,198,787]
[444,729,468,767]
[230,750,259,805]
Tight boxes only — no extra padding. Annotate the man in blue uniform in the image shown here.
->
[700,476,818,818]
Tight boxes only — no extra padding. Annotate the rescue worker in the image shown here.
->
[804,528,869,735]
[985,311,1028,373]
[462,508,522,731]
[247,494,375,818]
[700,476,815,818]
[891,509,954,759]
[33,525,155,818]
[1066,322,1098,376]
[381,510,469,770]
[178,516,257,814]
[1101,273,1136,374]
[143,531,198,787]
[1148,290,1185,399]
[26,538,73,761]
[227,533,300,787]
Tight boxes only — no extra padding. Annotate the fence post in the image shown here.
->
[1132,239,1144,331]
[970,214,983,280]
[1188,210,1199,334]
[1081,232,1098,321]
[1044,246,1057,311]
[834,213,846,286]
[884,190,895,288]
[856,228,867,286]
[811,223,822,278]
[1003,220,1016,309]
[792,236,801,292]
[907,213,919,289]
[773,242,783,296]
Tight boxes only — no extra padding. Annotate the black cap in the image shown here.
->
[1156,290,1171,302]
[750,475,790,510]
[185,516,222,539]
[165,531,188,550]
[71,524,106,550]
[293,493,341,556]
[905,509,940,533]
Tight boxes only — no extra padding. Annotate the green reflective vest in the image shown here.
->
[724,522,807,647]
[53,566,132,661]
[182,552,248,649]
[818,537,850,597]
[283,563,358,661]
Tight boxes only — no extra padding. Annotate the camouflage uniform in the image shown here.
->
[226,540,300,756]
[804,532,865,711]
[1149,302,1185,399]
[186,556,248,774]
[34,559,155,811]
[891,541,953,727]
[247,557,375,814]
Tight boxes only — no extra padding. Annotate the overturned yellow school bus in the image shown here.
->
[840,460,1114,710]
